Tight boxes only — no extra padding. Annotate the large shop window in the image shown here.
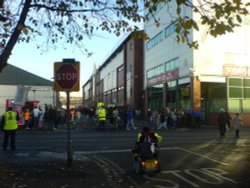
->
[179,87,190,110]
[211,87,227,112]
[228,78,250,113]
[229,88,243,98]
[243,99,250,113]
[147,64,164,79]
[166,81,177,109]
[148,84,164,111]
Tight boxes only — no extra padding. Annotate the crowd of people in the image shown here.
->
[95,103,141,131]
[0,103,245,151]
[147,107,201,131]
[1,102,245,135]
[22,104,63,130]
[19,103,139,131]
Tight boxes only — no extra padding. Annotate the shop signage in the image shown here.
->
[223,65,250,77]
[147,69,178,86]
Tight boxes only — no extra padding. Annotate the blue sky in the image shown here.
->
[9,31,127,96]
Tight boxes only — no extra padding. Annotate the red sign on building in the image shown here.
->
[53,62,80,92]
[147,69,179,86]
[223,65,250,77]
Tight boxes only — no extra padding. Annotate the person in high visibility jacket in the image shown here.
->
[96,104,107,131]
[132,126,163,159]
[137,126,163,143]
[2,107,19,151]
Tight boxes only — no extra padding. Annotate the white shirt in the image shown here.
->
[33,108,41,117]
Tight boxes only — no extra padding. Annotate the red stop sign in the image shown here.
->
[53,62,80,91]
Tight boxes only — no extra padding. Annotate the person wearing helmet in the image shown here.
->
[137,126,163,143]
[96,103,106,131]
[132,126,163,159]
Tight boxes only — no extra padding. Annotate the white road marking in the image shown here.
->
[144,175,180,188]
[15,153,30,157]
[160,170,199,187]
[160,168,238,187]
[75,147,175,155]
[35,147,229,167]
[176,147,229,166]
[18,147,53,149]
[22,146,229,168]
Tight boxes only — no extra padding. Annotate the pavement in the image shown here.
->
[0,121,140,188]
[0,131,126,188]
[0,123,127,188]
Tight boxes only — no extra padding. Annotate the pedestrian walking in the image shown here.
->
[2,107,19,151]
[225,109,232,129]
[32,106,41,128]
[217,108,227,138]
[59,108,66,125]
[53,107,59,129]
[194,110,201,128]
[43,105,54,130]
[113,107,121,130]
[233,113,243,138]
[185,109,193,128]
[126,108,137,130]
[157,110,167,130]
[107,104,115,128]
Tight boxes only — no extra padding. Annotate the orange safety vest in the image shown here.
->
[24,112,31,121]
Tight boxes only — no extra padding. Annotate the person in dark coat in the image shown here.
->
[217,108,227,138]
[43,105,54,130]
[224,109,232,128]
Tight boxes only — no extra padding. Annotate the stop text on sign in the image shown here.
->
[56,73,77,81]
[53,61,80,92]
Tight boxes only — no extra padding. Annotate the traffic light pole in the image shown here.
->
[66,91,73,166]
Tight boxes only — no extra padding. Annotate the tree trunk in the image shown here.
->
[0,0,31,71]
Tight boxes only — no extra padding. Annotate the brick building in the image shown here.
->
[82,33,144,115]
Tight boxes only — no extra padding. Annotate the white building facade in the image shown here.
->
[144,0,250,125]
[0,64,56,118]
[0,85,54,115]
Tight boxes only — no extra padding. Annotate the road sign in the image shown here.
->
[53,61,80,92]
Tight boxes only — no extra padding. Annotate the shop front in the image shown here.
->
[146,69,181,114]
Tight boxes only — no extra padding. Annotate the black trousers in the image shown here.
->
[235,129,239,138]
[219,124,226,137]
[2,130,16,150]
[99,120,106,130]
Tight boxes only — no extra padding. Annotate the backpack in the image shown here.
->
[140,135,154,159]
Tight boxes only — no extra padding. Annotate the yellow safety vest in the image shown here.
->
[4,111,18,130]
[98,108,106,121]
[137,132,163,143]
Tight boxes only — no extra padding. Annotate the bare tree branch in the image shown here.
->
[0,0,31,71]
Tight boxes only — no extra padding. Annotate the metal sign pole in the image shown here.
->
[66,91,73,166]
[54,59,80,167]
